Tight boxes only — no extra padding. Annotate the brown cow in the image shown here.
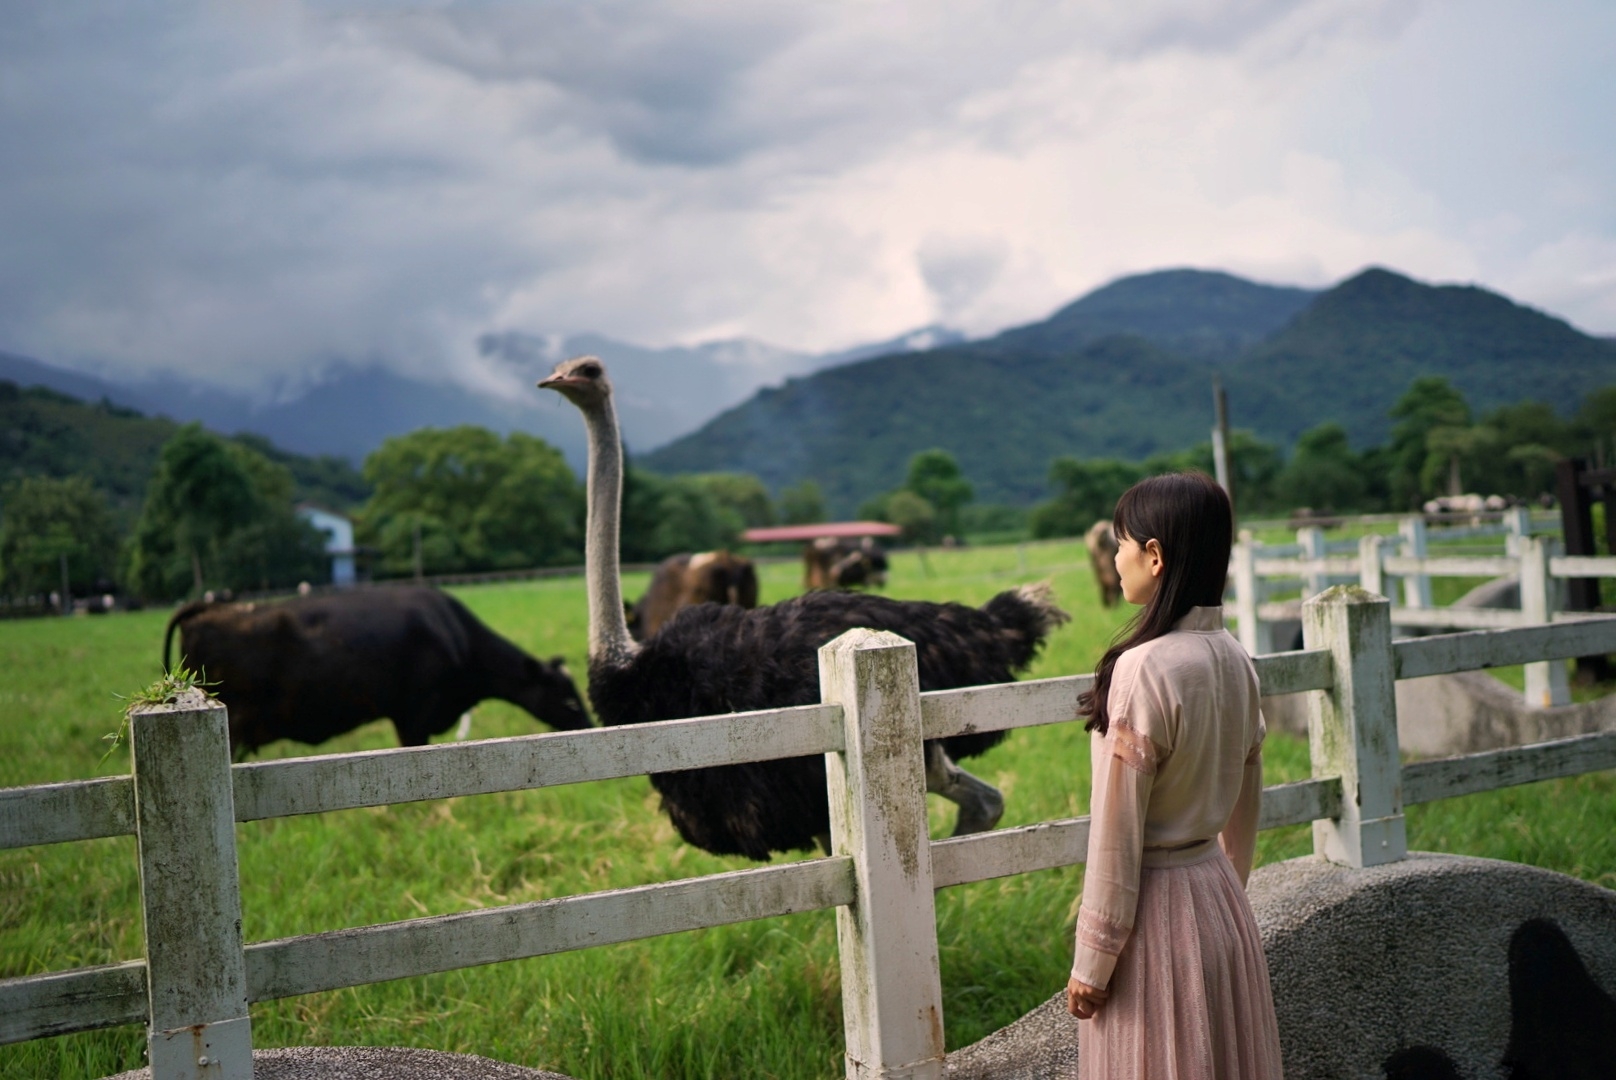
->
[1085,519,1122,607]
[803,536,889,591]
[163,587,590,756]
[628,550,760,640]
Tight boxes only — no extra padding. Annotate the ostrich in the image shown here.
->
[540,356,1069,860]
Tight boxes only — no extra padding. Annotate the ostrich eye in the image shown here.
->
[578,362,601,378]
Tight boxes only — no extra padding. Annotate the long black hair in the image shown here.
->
[1079,471,1233,735]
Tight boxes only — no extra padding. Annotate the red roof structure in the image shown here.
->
[741,521,903,543]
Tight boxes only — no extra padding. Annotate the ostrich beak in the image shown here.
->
[537,373,583,391]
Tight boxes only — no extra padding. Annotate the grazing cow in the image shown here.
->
[627,550,760,641]
[163,587,591,756]
[803,536,889,591]
[1085,519,1122,608]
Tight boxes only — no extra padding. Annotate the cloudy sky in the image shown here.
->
[2,0,1612,400]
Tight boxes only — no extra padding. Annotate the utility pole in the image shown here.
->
[1212,379,1236,525]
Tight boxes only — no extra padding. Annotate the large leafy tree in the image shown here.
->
[127,424,326,599]
[1387,377,1471,507]
[0,475,121,601]
[904,449,973,540]
[777,480,827,525]
[685,473,775,529]
[1029,457,1142,539]
[620,466,739,563]
[1274,423,1367,513]
[360,426,583,576]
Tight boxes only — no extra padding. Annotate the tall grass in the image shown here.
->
[2,541,1612,1079]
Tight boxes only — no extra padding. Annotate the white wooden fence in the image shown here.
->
[1232,510,1616,707]
[5,593,1616,1079]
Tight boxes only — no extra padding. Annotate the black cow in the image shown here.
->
[163,587,591,756]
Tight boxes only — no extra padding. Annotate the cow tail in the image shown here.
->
[163,601,210,674]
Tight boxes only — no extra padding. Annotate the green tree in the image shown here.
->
[127,425,329,599]
[882,490,937,545]
[1143,431,1284,515]
[778,480,827,525]
[1387,377,1471,507]
[1029,457,1142,539]
[0,475,121,601]
[620,467,738,562]
[127,425,263,598]
[687,473,775,529]
[1274,423,1367,512]
[360,426,582,576]
[903,450,973,540]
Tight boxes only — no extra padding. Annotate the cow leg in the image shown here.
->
[925,742,1005,836]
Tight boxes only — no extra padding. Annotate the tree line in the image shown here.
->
[0,420,834,604]
[3,374,1611,604]
[1027,377,1616,537]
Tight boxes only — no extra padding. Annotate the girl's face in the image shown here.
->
[1115,533,1164,606]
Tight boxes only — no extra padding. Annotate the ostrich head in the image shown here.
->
[538,355,612,411]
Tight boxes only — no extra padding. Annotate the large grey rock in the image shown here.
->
[945,853,1616,1079]
[104,1045,575,1080]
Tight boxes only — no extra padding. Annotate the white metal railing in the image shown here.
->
[4,600,1616,1078]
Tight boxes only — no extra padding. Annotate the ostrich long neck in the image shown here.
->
[581,393,638,667]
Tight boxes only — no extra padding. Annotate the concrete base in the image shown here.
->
[945,853,1616,1079]
[104,1046,576,1080]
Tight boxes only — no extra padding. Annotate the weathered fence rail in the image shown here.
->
[1232,510,1616,708]
[5,596,1616,1079]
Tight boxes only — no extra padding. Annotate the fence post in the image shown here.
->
[1398,515,1432,610]
[1504,505,1531,556]
[1232,532,1273,656]
[1302,586,1407,868]
[1520,535,1572,708]
[819,629,944,1080]
[1358,534,1386,598]
[130,688,252,1080]
[1298,525,1328,598]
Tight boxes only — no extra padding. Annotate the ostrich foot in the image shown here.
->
[925,743,1006,837]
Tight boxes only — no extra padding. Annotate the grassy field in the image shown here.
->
[3,540,1614,1079]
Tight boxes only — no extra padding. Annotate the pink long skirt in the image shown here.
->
[1078,848,1283,1080]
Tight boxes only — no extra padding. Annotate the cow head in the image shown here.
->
[515,655,592,730]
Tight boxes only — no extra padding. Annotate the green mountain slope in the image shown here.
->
[998,267,1317,361]
[1221,267,1616,446]
[0,380,370,517]
[644,268,1616,511]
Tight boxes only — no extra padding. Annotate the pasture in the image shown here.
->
[3,540,1615,1079]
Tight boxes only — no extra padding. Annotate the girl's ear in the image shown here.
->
[1144,538,1165,579]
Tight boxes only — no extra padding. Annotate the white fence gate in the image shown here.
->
[5,592,1616,1078]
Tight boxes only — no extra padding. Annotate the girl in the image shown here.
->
[1065,472,1283,1078]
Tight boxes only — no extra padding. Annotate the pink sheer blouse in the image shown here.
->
[1071,606,1266,989]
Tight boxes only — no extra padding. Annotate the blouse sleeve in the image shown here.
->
[1071,654,1166,990]
[1218,716,1265,887]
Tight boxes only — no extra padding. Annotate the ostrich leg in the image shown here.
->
[925,743,1005,836]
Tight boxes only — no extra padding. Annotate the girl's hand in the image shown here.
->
[1066,976,1109,1019]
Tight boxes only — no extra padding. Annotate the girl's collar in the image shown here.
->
[1172,606,1225,632]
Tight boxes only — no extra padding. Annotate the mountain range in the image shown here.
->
[0,325,963,475]
[5,266,1613,516]
[642,268,1616,511]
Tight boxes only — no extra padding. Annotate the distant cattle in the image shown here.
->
[803,537,889,591]
[627,551,760,641]
[1085,520,1122,608]
[164,587,590,756]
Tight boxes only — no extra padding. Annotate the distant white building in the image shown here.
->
[296,505,357,587]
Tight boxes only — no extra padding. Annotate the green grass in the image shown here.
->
[2,541,1614,1079]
